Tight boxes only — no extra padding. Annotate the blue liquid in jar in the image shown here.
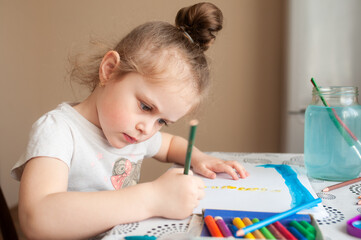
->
[304,105,361,181]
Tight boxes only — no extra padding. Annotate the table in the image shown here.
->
[94,152,361,240]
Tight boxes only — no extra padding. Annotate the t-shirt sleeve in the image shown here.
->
[144,131,162,158]
[11,113,74,181]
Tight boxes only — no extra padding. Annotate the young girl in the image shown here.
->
[12,2,249,239]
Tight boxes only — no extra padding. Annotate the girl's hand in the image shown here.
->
[150,168,205,219]
[192,153,249,180]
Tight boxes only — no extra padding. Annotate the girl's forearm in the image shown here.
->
[166,135,203,167]
[20,182,156,240]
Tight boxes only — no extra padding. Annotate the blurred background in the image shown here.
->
[1,0,360,223]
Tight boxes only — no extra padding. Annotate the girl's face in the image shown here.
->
[96,72,195,149]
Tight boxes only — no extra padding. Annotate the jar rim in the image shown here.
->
[313,86,359,96]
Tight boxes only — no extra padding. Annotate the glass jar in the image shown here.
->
[304,86,361,181]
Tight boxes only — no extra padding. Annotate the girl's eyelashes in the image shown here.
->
[140,101,169,126]
[140,102,152,111]
[158,119,168,126]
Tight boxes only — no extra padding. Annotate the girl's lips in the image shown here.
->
[123,133,137,144]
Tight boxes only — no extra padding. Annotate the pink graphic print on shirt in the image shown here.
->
[111,158,142,190]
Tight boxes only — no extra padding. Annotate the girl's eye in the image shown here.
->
[140,102,151,111]
[158,119,168,126]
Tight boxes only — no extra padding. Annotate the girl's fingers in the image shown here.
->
[232,163,249,179]
[196,165,216,179]
[194,159,249,180]
[220,164,240,180]
[198,188,205,200]
[212,161,249,180]
[222,160,249,179]
[194,177,205,200]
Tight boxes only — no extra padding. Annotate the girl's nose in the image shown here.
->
[135,121,152,135]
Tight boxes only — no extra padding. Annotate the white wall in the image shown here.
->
[282,0,361,153]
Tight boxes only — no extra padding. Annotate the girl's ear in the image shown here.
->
[99,51,120,85]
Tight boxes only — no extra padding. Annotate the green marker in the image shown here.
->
[299,220,316,236]
[289,220,315,240]
[252,218,276,239]
[183,120,198,175]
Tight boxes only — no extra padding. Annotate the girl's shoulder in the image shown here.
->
[31,102,74,132]
[33,102,102,135]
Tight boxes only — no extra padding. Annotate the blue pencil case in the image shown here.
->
[200,208,324,239]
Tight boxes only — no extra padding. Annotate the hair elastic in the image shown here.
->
[179,26,194,43]
[183,30,194,43]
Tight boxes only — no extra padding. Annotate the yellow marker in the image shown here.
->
[242,217,266,239]
[233,217,255,239]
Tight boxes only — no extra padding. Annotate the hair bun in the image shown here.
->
[175,2,223,51]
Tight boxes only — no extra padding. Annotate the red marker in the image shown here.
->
[267,223,287,240]
[273,221,297,240]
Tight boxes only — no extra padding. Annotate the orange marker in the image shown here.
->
[242,217,266,239]
[204,215,223,237]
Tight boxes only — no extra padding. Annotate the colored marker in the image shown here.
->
[183,120,198,175]
[233,217,255,239]
[214,216,233,237]
[124,236,157,240]
[288,226,308,240]
[267,223,287,240]
[289,221,315,240]
[273,221,297,240]
[236,198,322,237]
[242,217,266,239]
[228,223,242,238]
[299,220,316,235]
[204,215,223,237]
[252,218,276,239]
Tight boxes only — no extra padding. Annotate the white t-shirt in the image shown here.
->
[11,102,162,191]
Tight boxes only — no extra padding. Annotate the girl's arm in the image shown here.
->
[19,156,204,240]
[155,132,249,179]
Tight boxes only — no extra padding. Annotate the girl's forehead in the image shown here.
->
[140,75,199,120]
[149,77,198,105]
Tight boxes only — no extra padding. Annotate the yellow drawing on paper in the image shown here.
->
[205,185,282,192]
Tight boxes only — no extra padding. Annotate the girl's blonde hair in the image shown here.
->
[70,2,223,107]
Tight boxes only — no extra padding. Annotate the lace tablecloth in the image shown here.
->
[95,152,360,240]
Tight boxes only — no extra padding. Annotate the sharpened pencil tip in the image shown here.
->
[189,119,199,126]
[322,188,329,192]
[236,229,244,237]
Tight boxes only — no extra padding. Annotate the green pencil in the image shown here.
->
[184,120,199,175]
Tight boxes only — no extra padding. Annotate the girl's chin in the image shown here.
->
[107,138,129,149]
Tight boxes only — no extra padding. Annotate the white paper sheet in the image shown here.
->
[193,160,327,219]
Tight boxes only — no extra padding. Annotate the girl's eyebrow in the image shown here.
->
[140,95,175,124]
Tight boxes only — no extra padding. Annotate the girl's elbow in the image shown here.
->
[19,207,51,240]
